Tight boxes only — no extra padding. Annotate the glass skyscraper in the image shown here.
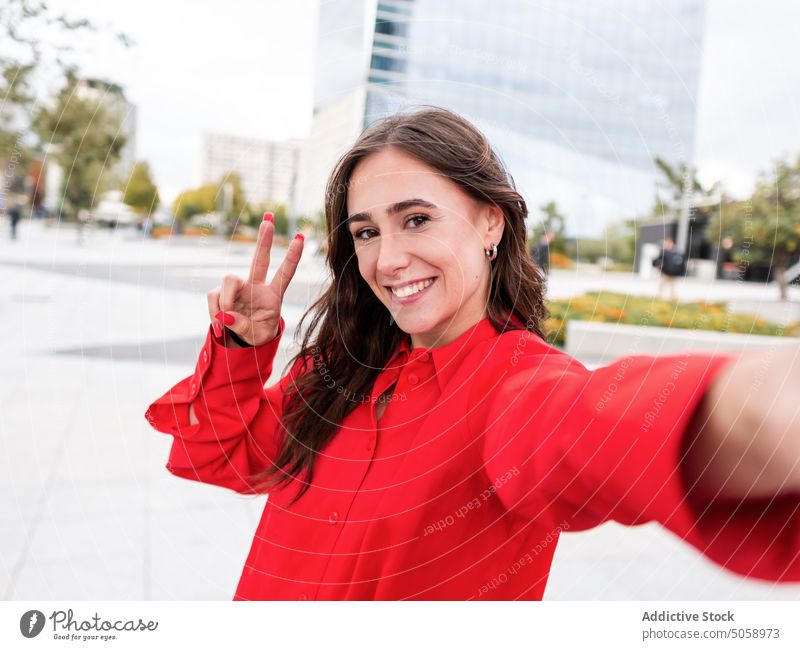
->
[295,0,707,236]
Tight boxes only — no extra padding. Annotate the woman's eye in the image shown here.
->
[353,228,377,240]
[352,215,429,241]
[407,214,430,228]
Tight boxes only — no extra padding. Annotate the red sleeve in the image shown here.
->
[481,346,800,583]
[144,316,306,494]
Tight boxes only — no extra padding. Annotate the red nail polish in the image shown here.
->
[263,212,274,223]
[214,311,236,326]
[294,232,304,241]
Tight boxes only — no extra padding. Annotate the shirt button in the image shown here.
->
[190,381,196,393]
[419,351,430,362]
[408,374,419,385]
[298,593,308,600]
[329,511,339,524]
[202,350,208,364]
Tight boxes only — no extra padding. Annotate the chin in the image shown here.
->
[393,312,447,335]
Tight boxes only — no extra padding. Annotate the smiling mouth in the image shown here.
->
[387,277,437,298]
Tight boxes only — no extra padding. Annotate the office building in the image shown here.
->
[295,0,707,236]
[203,133,301,206]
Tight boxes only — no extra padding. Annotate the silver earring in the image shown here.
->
[388,313,395,326]
[484,242,498,261]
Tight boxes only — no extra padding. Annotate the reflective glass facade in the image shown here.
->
[304,0,707,234]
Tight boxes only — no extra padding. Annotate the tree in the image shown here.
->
[648,157,720,227]
[2,2,131,217]
[242,201,289,235]
[653,157,712,205]
[532,201,566,254]
[711,156,800,301]
[217,172,247,229]
[568,219,637,266]
[32,69,127,219]
[172,183,218,225]
[172,173,247,231]
[123,162,160,215]
[1,1,130,159]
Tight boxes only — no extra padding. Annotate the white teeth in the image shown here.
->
[391,278,434,298]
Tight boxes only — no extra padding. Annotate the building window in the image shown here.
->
[375,19,408,38]
[370,54,406,74]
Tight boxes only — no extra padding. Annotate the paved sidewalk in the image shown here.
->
[1,219,798,600]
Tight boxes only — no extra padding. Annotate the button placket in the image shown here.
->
[403,350,433,389]
[190,341,214,399]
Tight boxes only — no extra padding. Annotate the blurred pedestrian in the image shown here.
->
[714,236,735,280]
[530,231,553,274]
[8,198,22,241]
[652,237,686,301]
[76,208,91,245]
[141,215,154,238]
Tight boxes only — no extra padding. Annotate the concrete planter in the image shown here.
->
[566,319,798,364]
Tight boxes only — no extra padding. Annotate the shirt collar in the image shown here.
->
[386,317,501,391]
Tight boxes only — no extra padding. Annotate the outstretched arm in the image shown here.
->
[682,346,800,501]
[480,341,800,583]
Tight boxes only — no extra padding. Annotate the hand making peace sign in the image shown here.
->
[207,213,304,347]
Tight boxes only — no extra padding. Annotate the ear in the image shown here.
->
[485,204,504,239]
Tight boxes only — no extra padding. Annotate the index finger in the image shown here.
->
[248,212,274,283]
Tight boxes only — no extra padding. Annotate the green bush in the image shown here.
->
[544,291,797,347]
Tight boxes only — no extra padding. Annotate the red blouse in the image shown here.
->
[145,316,800,600]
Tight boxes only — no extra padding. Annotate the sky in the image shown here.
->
[40,0,800,207]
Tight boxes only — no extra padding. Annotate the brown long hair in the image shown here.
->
[250,106,547,505]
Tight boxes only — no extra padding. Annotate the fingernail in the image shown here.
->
[214,311,236,326]
[294,232,304,241]
[263,212,274,223]
[212,321,222,338]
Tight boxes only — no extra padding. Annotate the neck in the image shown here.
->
[409,310,488,350]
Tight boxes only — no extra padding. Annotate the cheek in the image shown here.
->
[439,241,482,285]
[355,247,378,282]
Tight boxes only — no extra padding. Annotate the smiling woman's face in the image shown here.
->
[346,146,504,349]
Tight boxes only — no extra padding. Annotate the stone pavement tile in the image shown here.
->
[0,436,62,496]
[148,473,267,517]
[45,478,150,517]
[0,221,326,283]
[9,552,146,600]
[548,524,800,600]
[242,495,269,528]
[546,559,644,599]
[0,510,34,598]
[50,440,146,486]
[25,510,147,565]
[547,554,800,600]
[148,506,255,600]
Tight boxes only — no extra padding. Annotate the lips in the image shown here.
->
[387,276,437,303]
[388,277,435,297]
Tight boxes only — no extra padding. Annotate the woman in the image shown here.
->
[146,107,800,600]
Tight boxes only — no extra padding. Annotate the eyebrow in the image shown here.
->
[346,199,438,227]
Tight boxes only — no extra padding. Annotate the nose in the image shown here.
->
[376,231,411,279]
